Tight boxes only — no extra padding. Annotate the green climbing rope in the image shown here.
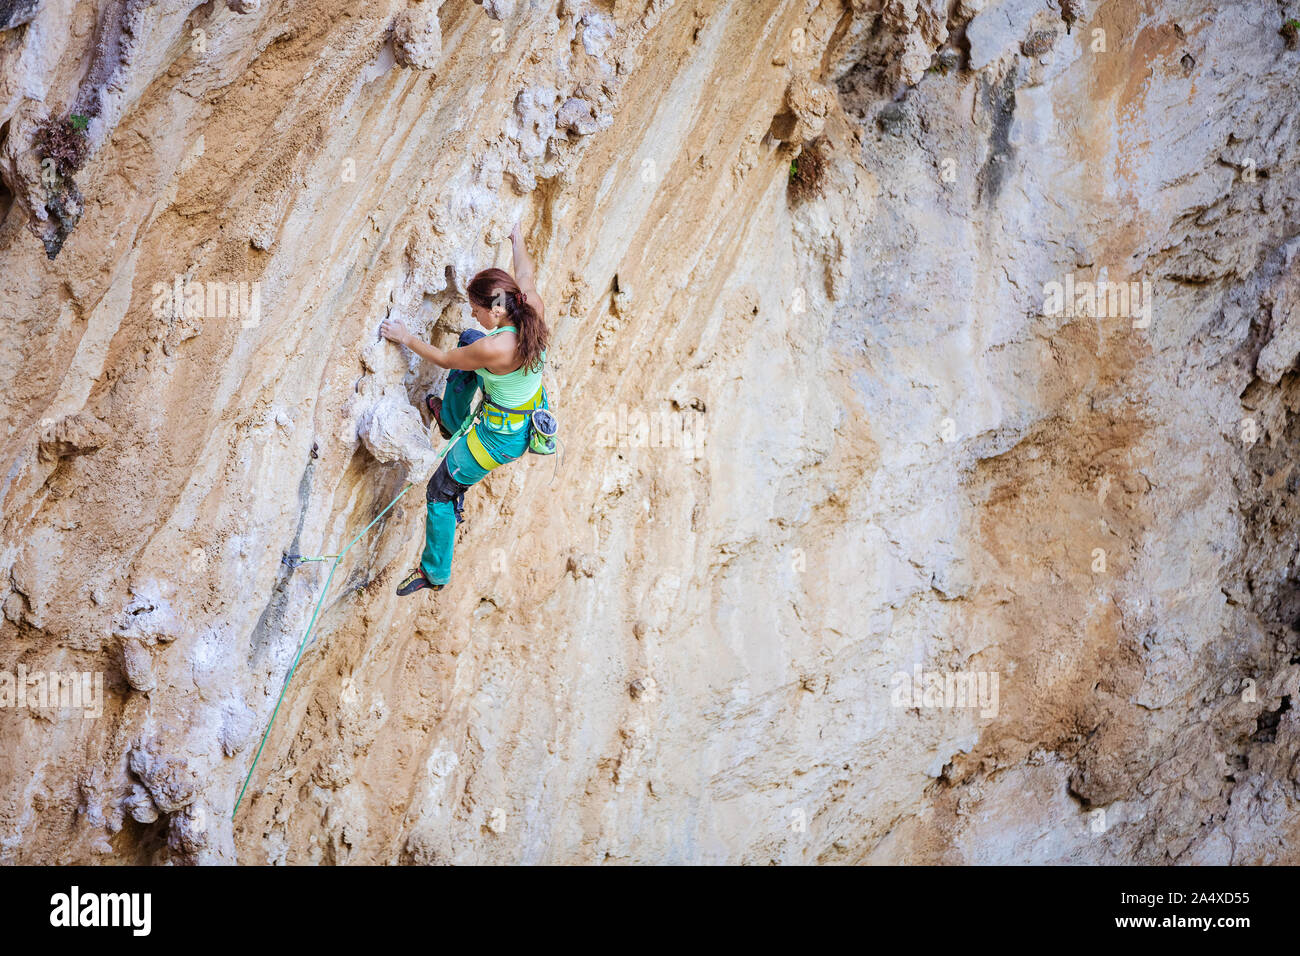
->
[231,480,414,819]
[232,392,485,820]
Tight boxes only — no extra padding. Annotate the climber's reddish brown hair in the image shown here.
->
[467,267,548,374]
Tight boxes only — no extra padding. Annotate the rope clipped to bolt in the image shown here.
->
[234,388,483,819]
[231,481,413,819]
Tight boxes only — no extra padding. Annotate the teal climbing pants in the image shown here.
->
[419,330,543,586]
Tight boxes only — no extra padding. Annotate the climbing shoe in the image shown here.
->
[426,394,452,440]
[396,568,442,596]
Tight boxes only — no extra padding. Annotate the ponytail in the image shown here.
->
[468,267,549,373]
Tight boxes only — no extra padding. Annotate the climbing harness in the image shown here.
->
[477,388,562,482]
[478,389,558,455]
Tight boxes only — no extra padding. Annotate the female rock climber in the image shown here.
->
[379,221,549,595]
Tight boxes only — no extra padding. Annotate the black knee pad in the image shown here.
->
[426,459,469,504]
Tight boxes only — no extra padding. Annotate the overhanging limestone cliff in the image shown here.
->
[1,0,1299,864]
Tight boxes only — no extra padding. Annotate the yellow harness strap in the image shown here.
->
[466,427,503,471]
[464,386,544,471]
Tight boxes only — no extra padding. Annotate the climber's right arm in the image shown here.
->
[509,222,543,318]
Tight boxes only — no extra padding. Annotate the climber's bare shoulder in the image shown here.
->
[442,333,513,372]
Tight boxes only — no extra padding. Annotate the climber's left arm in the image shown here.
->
[380,317,507,371]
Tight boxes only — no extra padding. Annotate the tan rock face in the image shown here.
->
[0,0,1298,865]
[392,0,444,70]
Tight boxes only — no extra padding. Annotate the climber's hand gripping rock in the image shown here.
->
[380,316,411,345]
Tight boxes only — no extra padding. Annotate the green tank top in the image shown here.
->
[476,325,545,407]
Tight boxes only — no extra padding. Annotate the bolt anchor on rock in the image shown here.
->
[281,552,337,570]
